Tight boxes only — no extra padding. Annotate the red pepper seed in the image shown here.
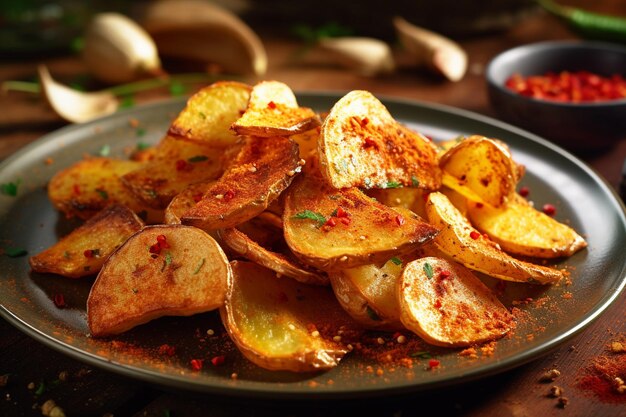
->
[542,204,556,216]
[336,207,349,218]
[267,101,277,109]
[475,202,484,208]
[223,190,235,201]
[211,355,225,366]
[440,270,451,279]
[83,249,94,258]
[395,215,405,226]
[470,231,481,240]
[190,359,204,371]
[519,186,530,197]
[429,359,441,369]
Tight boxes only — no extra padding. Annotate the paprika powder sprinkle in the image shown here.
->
[505,71,626,103]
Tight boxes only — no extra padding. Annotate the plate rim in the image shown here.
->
[1,93,625,399]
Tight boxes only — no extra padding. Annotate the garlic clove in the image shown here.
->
[142,0,267,76]
[318,37,395,76]
[38,65,118,123]
[393,16,468,82]
[83,12,163,84]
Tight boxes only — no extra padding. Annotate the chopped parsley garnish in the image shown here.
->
[188,155,208,163]
[390,257,403,266]
[4,247,27,257]
[119,95,135,109]
[1,180,20,197]
[292,210,326,227]
[98,144,111,157]
[410,351,432,359]
[411,176,420,187]
[385,181,402,189]
[423,262,434,279]
[136,141,151,151]
[193,258,206,275]
[95,188,109,200]
[136,127,146,137]
[365,305,381,321]
[169,81,186,96]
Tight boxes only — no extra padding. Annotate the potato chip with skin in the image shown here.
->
[399,257,514,347]
[231,80,321,137]
[318,90,441,191]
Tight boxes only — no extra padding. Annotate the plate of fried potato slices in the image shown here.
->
[1,81,625,399]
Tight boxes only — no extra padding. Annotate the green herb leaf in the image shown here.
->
[365,305,381,321]
[410,351,432,359]
[99,144,111,157]
[119,95,135,109]
[292,210,326,227]
[385,181,402,189]
[34,381,45,396]
[390,257,403,266]
[1,180,20,197]
[165,252,172,267]
[193,258,206,275]
[169,81,186,96]
[136,127,146,137]
[188,155,208,163]
[63,251,71,259]
[136,141,150,151]
[423,262,434,279]
[5,247,27,258]
[95,188,109,200]
[198,112,206,119]
[411,176,420,187]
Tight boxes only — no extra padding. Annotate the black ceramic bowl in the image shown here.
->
[486,41,626,152]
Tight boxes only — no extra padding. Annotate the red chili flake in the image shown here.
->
[53,293,66,309]
[175,159,192,172]
[158,344,176,357]
[190,359,204,371]
[83,249,95,258]
[470,231,481,240]
[519,186,530,197]
[72,184,81,195]
[149,234,170,255]
[439,270,451,279]
[542,203,556,216]
[363,137,378,150]
[360,117,369,126]
[267,101,277,109]
[340,217,351,226]
[428,359,441,369]
[211,355,225,366]
[324,217,337,227]
[192,193,203,203]
[223,190,235,202]
[475,202,484,208]
[433,299,442,309]
[335,207,349,218]
[395,214,405,226]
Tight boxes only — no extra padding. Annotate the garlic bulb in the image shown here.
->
[318,37,395,76]
[83,13,163,84]
[393,16,467,82]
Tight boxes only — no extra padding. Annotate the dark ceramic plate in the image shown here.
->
[1,94,625,400]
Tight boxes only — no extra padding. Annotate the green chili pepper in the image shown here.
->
[538,0,626,44]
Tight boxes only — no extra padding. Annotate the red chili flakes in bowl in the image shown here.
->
[505,71,626,103]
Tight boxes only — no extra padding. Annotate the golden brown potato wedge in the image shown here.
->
[468,194,587,258]
[283,161,439,271]
[231,80,321,137]
[439,135,521,208]
[181,136,300,230]
[218,227,329,286]
[88,225,230,337]
[121,135,225,209]
[48,157,161,222]
[290,127,321,159]
[164,181,215,224]
[168,81,251,147]
[220,261,358,372]
[318,90,441,190]
[330,258,403,329]
[30,205,144,278]
[366,187,428,218]
[425,192,565,284]
[398,257,514,347]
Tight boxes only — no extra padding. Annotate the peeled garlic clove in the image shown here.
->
[318,37,395,76]
[142,0,267,76]
[38,65,118,123]
[83,13,162,84]
[393,16,467,82]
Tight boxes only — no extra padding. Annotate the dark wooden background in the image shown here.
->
[1,1,625,416]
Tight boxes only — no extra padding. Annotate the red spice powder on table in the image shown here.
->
[576,335,626,403]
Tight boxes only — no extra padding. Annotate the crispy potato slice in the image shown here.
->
[283,161,439,270]
[330,259,403,329]
[181,136,300,230]
[366,187,428,218]
[219,228,328,285]
[168,81,251,147]
[30,205,144,278]
[121,135,225,209]
[468,194,587,258]
[231,80,321,137]
[439,135,521,207]
[399,257,514,347]
[318,90,441,190]
[48,157,160,222]
[88,225,230,337]
[220,261,357,372]
[425,192,565,284]
[164,181,215,224]
[290,127,321,159]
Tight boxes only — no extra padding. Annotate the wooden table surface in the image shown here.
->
[1,3,625,417]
